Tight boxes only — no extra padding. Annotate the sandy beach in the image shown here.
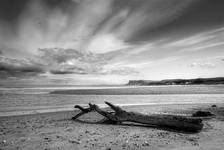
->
[1,0,224,149]
[1,103,224,150]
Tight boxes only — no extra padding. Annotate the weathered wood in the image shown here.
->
[72,102,203,132]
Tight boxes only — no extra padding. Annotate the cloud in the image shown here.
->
[168,27,224,46]
[0,56,45,78]
[190,62,216,69]
[35,47,138,76]
[36,48,104,74]
[112,0,195,41]
[0,47,139,79]
[168,35,214,47]
[50,69,87,75]
[0,0,199,57]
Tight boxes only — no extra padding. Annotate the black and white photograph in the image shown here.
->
[0,0,224,149]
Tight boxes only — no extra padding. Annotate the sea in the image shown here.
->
[0,85,224,116]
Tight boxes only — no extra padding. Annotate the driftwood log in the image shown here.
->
[72,102,203,132]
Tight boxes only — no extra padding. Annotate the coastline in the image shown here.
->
[50,85,224,95]
[1,103,224,150]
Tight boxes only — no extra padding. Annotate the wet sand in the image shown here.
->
[1,103,224,150]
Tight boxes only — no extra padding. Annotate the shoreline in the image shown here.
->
[1,102,223,118]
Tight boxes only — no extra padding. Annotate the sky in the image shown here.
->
[0,0,224,85]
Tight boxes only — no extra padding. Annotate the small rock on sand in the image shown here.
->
[142,141,150,146]
[65,127,73,132]
[68,139,81,144]
[2,140,6,144]
[44,137,52,142]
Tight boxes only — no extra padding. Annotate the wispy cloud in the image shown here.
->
[171,27,224,52]
[168,27,224,47]
[114,0,195,41]
[183,42,224,52]
[168,35,214,47]
[190,62,216,69]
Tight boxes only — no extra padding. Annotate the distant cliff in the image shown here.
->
[127,77,224,86]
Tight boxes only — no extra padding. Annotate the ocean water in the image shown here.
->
[0,85,224,116]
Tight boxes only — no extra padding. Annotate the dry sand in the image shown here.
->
[1,103,224,150]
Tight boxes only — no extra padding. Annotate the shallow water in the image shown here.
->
[0,85,224,116]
